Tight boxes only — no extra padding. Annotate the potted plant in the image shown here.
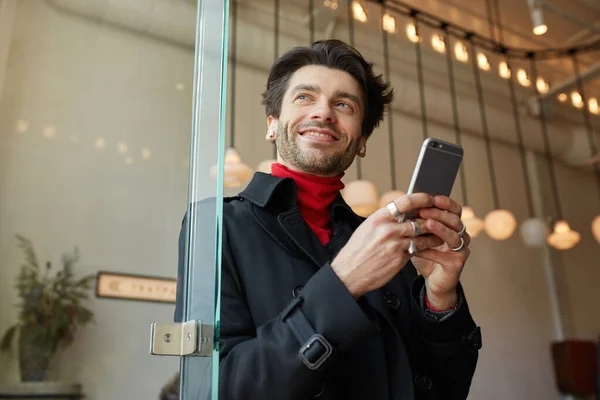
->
[0,234,95,396]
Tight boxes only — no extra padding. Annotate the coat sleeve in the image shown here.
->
[407,274,481,400]
[218,226,378,400]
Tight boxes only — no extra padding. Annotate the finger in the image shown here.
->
[415,247,470,270]
[433,196,462,216]
[370,193,435,222]
[388,218,431,237]
[404,234,444,253]
[418,207,462,233]
[424,219,462,249]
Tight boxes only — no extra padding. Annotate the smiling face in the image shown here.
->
[268,65,367,177]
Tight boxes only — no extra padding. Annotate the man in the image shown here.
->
[176,39,481,400]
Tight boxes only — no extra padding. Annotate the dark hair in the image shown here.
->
[261,39,394,137]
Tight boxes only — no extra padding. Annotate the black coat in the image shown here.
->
[175,173,481,400]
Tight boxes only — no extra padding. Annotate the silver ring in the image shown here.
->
[458,221,467,237]
[408,239,418,256]
[386,201,401,219]
[409,220,421,237]
[451,237,465,252]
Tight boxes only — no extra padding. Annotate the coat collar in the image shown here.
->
[238,172,363,267]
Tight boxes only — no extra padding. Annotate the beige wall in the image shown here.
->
[0,1,599,400]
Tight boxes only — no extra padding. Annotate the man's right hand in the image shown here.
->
[331,193,444,299]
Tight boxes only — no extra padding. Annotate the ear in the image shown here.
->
[357,136,368,158]
[266,116,277,141]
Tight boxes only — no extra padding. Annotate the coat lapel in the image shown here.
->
[278,209,330,268]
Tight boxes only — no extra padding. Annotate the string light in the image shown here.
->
[382,14,395,33]
[352,2,367,22]
[557,93,568,102]
[517,68,531,87]
[588,98,599,114]
[498,61,511,79]
[571,91,584,108]
[323,0,338,10]
[477,53,491,71]
[406,23,420,43]
[431,34,445,53]
[536,77,550,94]
[454,41,469,63]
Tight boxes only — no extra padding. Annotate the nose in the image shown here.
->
[309,98,337,123]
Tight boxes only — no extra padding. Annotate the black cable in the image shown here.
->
[347,0,355,46]
[382,3,396,190]
[413,18,428,140]
[443,31,468,207]
[505,59,535,218]
[491,0,504,44]
[229,0,237,149]
[529,57,563,220]
[308,0,314,44]
[484,0,497,44]
[469,40,500,210]
[572,54,600,202]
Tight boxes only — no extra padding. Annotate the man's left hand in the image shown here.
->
[411,195,471,310]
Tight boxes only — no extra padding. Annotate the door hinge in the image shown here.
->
[150,320,213,357]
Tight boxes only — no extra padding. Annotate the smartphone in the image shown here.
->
[398,138,463,222]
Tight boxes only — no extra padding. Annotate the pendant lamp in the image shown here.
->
[342,0,378,217]
[530,56,580,250]
[469,39,517,240]
[213,0,252,186]
[378,3,405,208]
[572,54,600,245]
[442,29,484,237]
[502,57,548,247]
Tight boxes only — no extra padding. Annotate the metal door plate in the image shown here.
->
[150,320,213,356]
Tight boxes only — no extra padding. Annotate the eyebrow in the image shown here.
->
[290,84,362,108]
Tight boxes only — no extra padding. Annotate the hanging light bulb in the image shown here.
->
[588,98,599,114]
[342,180,379,217]
[547,220,581,250]
[592,215,600,244]
[557,93,568,103]
[454,41,469,63]
[431,34,446,54]
[517,69,531,87]
[406,23,420,43]
[210,147,253,188]
[498,61,511,79]
[571,91,584,108]
[378,190,406,209]
[257,159,276,174]
[462,206,484,238]
[484,209,517,240]
[536,77,550,94]
[352,1,367,22]
[382,14,396,33]
[477,53,491,71]
[520,217,548,248]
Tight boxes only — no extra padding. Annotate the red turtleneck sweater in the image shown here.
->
[271,163,344,245]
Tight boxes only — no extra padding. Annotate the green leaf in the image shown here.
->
[15,234,39,271]
[0,325,18,352]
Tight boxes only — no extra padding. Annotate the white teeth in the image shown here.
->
[304,131,333,139]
